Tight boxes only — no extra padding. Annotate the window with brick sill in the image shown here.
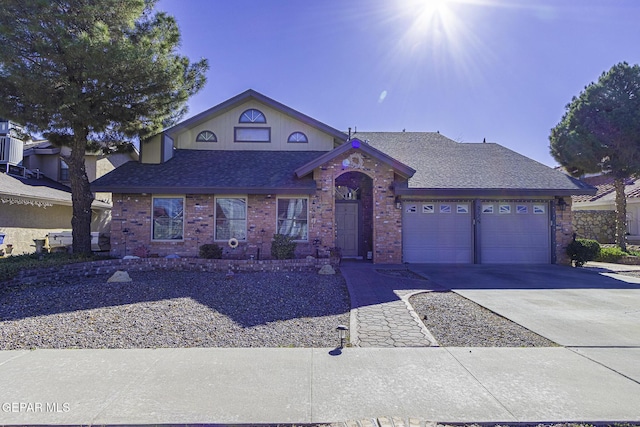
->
[152,197,184,240]
[277,198,308,241]
[215,197,247,241]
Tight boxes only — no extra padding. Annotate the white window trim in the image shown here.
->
[422,204,435,214]
[151,195,185,241]
[214,195,248,241]
[276,196,309,242]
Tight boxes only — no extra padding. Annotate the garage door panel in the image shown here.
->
[403,202,472,263]
[480,202,550,264]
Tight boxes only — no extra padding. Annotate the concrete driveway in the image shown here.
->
[408,263,640,347]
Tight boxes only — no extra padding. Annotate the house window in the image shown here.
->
[288,132,308,143]
[533,205,546,214]
[499,204,511,214]
[59,160,69,182]
[516,205,528,214]
[440,204,451,213]
[152,197,184,240]
[196,130,217,142]
[277,198,308,241]
[457,204,469,214]
[234,127,271,142]
[405,204,417,213]
[215,197,247,241]
[239,109,266,123]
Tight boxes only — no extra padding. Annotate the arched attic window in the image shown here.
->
[287,131,308,143]
[239,109,266,123]
[196,130,217,142]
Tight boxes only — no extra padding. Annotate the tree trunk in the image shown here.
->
[614,177,627,252]
[69,128,94,255]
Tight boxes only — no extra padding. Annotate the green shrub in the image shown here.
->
[271,234,297,260]
[199,243,223,259]
[566,238,601,267]
[595,246,628,263]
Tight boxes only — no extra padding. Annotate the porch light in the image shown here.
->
[336,325,348,348]
[557,198,567,212]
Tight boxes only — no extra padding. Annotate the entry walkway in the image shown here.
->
[340,262,437,347]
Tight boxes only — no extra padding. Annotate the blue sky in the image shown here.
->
[156,0,640,167]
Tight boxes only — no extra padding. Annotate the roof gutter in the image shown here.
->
[91,185,317,195]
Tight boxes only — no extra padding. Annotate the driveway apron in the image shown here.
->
[340,262,437,347]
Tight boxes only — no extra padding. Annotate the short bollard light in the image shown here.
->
[336,325,348,348]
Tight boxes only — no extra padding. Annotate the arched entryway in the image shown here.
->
[335,171,373,259]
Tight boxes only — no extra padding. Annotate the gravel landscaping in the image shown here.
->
[0,270,350,350]
[410,291,557,347]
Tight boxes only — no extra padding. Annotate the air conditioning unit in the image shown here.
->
[0,136,24,166]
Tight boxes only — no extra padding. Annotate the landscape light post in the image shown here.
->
[336,325,348,348]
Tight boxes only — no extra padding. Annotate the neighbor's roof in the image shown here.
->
[0,172,111,209]
[91,150,323,194]
[356,131,595,196]
[573,175,640,204]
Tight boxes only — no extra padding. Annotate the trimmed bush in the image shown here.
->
[199,243,223,259]
[566,238,601,267]
[271,234,297,260]
[595,246,628,263]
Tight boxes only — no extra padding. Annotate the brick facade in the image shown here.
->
[311,148,403,264]
[109,147,404,264]
[108,151,571,265]
[554,197,573,265]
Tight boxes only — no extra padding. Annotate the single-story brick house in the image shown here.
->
[91,90,594,264]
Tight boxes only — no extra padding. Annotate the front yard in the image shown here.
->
[0,270,350,349]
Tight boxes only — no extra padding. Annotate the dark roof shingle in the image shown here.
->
[355,131,593,195]
[91,150,323,194]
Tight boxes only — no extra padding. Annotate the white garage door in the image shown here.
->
[479,201,550,264]
[403,201,473,263]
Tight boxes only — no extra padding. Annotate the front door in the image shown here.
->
[336,201,359,257]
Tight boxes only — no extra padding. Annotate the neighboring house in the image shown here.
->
[0,118,136,255]
[91,90,594,264]
[572,175,640,244]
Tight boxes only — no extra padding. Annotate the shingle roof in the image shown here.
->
[572,175,640,204]
[0,172,110,209]
[355,131,594,196]
[91,150,323,194]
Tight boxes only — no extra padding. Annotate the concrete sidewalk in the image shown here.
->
[1,347,640,425]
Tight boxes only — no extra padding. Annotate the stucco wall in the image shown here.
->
[0,203,111,255]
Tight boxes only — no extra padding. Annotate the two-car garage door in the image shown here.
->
[402,201,551,264]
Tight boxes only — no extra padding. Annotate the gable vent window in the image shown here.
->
[196,130,217,142]
[287,132,308,143]
[239,109,266,123]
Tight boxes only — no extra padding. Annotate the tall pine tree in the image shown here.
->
[0,0,208,254]
[550,62,640,251]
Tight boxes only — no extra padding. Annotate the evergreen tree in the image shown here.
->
[0,0,208,254]
[550,62,640,251]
